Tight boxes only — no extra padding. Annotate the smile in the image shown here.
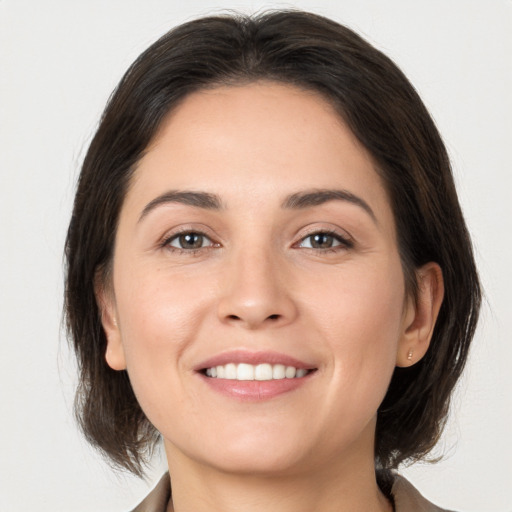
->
[204,363,310,380]
[196,351,317,400]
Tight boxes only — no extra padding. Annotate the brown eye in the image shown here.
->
[168,232,209,250]
[309,233,336,249]
[298,231,351,250]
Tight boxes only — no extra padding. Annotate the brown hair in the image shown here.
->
[65,10,481,477]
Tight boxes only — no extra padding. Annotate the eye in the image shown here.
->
[165,231,213,251]
[297,231,352,250]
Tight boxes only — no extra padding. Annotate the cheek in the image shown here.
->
[112,265,214,415]
[116,262,213,346]
[306,258,405,402]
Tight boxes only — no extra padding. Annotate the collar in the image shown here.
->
[131,472,452,512]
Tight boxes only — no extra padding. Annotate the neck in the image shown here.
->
[164,445,392,512]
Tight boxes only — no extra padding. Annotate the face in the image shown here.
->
[101,82,423,478]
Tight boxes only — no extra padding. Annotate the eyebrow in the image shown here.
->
[282,188,377,224]
[138,190,224,222]
[138,188,377,224]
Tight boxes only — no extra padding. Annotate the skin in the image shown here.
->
[98,82,444,512]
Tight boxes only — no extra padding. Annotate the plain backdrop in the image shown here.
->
[1,1,511,510]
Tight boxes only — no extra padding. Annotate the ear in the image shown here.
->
[396,262,444,367]
[94,273,126,371]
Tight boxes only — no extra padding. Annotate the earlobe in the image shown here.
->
[396,262,444,367]
[94,275,127,371]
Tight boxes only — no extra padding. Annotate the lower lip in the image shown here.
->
[199,373,314,401]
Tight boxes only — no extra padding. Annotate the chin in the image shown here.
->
[203,444,309,477]
[165,422,316,477]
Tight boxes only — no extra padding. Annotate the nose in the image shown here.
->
[216,246,298,330]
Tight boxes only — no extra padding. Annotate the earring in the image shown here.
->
[407,349,413,361]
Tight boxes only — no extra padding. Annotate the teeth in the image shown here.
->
[204,363,310,380]
[272,364,285,379]
[285,366,296,378]
[237,363,254,381]
[255,363,273,380]
[225,363,237,379]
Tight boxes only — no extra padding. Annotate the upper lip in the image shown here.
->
[194,350,316,371]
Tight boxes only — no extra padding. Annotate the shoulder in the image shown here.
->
[130,473,171,512]
[392,474,457,512]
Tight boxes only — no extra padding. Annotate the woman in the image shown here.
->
[65,10,481,512]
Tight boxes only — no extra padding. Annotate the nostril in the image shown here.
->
[221,312,284,325]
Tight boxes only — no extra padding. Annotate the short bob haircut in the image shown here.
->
[65,10,481,478]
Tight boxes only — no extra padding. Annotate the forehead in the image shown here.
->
[124,82,393,227]
[148,82,359,164]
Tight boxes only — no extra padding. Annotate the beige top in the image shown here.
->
[131,473,454,512]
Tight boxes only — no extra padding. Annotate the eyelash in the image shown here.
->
[295,228,354,253]
[161,228,353,255]
[160,228,218,256]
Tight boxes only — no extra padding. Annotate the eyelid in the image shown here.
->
[293,226,354,251]
[157,224,354,253]
[159,225,220,251]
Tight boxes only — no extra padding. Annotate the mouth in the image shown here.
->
[195,351,317,400]
[202,363,313,380]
